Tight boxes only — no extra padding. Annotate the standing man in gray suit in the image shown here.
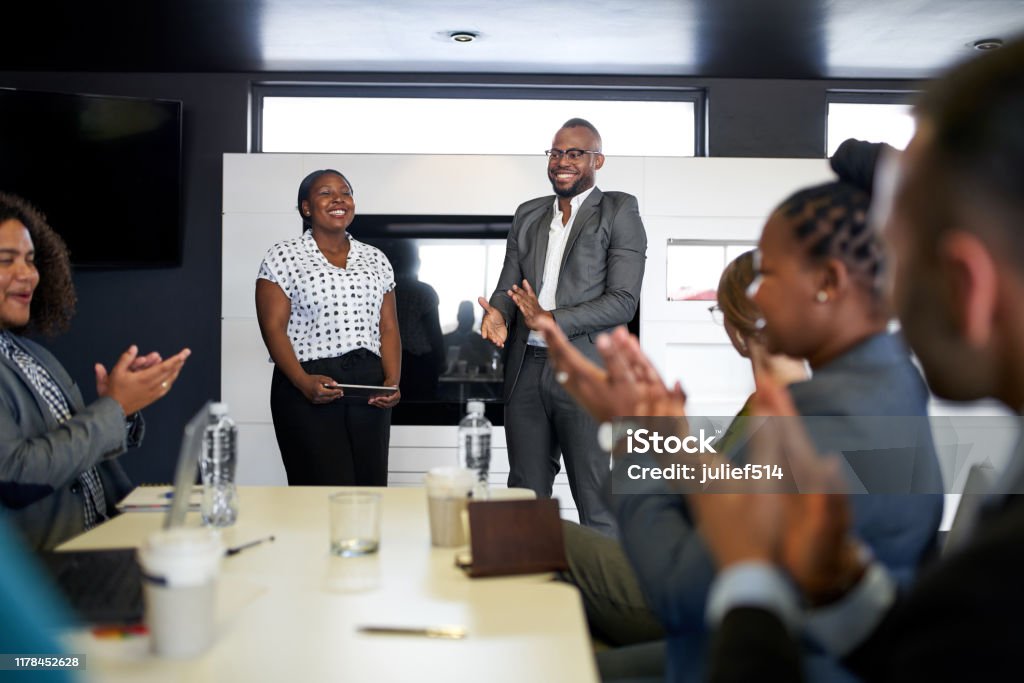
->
[477,118,647,535]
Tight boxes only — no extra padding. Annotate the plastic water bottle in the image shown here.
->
[200,402,239,527]
[457,400,491,499]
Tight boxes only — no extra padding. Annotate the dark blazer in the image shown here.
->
[0,334,136,550]
[710,457,1024,683]
[488,188,647,400]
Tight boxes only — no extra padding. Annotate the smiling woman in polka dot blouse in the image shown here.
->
[256,169,402,486]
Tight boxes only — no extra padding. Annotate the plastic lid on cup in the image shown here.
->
[466,400,485,416]
[425,467,476,497]
[137,528,223,587]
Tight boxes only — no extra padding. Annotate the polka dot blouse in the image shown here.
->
[257,231,396,363]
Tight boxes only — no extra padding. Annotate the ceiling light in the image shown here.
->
[449,31,478,44]
[971,38,1003,51]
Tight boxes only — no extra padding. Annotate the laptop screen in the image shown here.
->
[164,402,210,529]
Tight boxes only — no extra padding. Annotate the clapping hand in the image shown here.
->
[97,345,191,416]
[477,297,508,348]
[753,376,862,603]
[508,280,553,331]
[688,370,864,604]
[537,318,683,423]
[95,349,162,395]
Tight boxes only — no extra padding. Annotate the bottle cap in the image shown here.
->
[210,402,229,416]
[467,400,485,416]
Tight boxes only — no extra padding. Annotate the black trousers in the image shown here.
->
[504,346,617,536]
[270,349,391,486]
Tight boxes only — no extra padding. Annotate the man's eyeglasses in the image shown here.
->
[708,304,725,326]
[545,148,601,162]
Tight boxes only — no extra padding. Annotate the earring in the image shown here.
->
[305,211,310,216]
[816,291,829,303]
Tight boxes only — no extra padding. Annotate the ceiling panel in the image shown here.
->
[3,1,1023,78]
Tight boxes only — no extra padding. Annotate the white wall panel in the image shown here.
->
[222,212,296,319]
[221,319,274,423]
[643,157,832,217]
[223,154,304,214]
[389,426,507,449]
[585,155,645,203]
[236,422,288,486]
[296,154,549,215]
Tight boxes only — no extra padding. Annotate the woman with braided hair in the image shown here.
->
[748,140,892,368]
[742,139,945,581]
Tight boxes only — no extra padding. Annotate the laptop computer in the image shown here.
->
[39,402,211,625]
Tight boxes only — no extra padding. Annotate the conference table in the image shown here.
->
[59,486,598,682]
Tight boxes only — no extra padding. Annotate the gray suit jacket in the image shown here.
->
[488,188,647,400]
[0,334,137,550]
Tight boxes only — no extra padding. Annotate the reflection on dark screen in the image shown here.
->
[359,216,510,426]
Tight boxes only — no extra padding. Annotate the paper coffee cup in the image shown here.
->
[137,528,223,658]
[425,467,476,547]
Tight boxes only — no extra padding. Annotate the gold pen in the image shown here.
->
[357,625,467,639]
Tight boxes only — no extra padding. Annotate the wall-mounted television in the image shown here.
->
[0,88,183,268]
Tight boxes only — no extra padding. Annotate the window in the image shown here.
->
[827,93,919,156]
[255,86,702,156]
[666,240,756,301]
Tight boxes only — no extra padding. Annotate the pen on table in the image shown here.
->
[162,486,202,499]
[357,625,467,639]
[225,535,276,557]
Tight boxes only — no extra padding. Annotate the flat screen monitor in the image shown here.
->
[0,88,183,268]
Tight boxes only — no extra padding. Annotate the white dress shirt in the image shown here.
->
[527,185,596,347]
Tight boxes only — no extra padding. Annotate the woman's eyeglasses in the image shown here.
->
[746,249,764,299]
[708,304,725,325]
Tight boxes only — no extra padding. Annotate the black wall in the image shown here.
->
[0,72,246,483]
[0,71,919,482]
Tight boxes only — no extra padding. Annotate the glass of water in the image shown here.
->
[329,492,381,557]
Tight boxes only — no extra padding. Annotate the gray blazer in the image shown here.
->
[488,188,647,400]
[0,334,137,550]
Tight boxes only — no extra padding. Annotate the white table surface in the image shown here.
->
[60,486,598,683]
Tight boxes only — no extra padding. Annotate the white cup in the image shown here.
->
[137,528,223,658]
[425,467,476,547]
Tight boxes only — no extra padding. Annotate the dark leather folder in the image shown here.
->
[461,498,568,578]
